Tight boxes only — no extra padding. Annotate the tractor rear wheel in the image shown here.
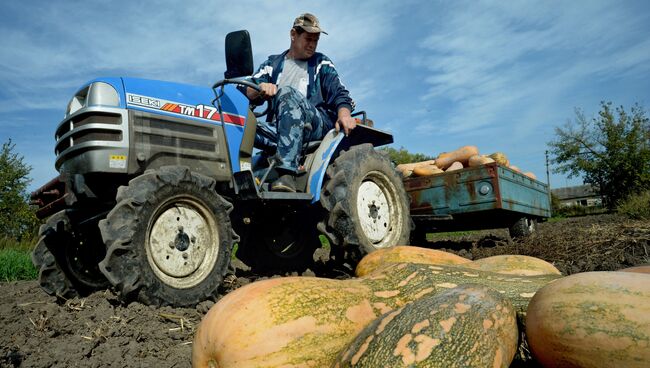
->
[318,144,411,267]
[32,210,109,299]
[99,166,236,307]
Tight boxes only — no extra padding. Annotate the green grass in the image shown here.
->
[547,216,567,223]
[0,248,38,281]
[0,236,38,281]
[1,235,38,251]
[426,231,477,240]
[552,204,608,218]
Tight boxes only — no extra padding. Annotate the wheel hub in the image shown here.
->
[357,180,391,244]
[174,228,190,252]
[147,199,219,288]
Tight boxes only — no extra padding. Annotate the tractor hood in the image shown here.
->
[66,77,249,126]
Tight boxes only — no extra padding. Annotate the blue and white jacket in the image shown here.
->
[248,50,354,127]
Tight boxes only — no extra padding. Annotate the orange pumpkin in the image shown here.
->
[468,154,495,167]
[435,146,479,169]
[467,255,561,276]
[526,271,650,368]
[192,263,559,367]
[618,264,650,274]
[355,245,471,277]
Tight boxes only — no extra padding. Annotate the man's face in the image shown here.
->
[292,30,320,59]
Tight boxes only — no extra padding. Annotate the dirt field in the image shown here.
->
[1,214,648,367]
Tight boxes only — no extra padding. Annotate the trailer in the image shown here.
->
[405,162,551,243]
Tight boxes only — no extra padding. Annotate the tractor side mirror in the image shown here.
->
[225,30,254,78]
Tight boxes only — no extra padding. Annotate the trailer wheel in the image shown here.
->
[32,211,109,299]
[99,166,236,307]
[509,216,537,239]
[318,144,411,266]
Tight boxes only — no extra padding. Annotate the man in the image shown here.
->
[245,13,357,192]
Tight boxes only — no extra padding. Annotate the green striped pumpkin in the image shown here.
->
[192,263,559,368]
[334,284,518,367]
[526,271,650,368]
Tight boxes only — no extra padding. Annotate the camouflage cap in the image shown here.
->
[293,13,328,34]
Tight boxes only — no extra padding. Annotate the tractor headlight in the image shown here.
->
[66,82,120,116]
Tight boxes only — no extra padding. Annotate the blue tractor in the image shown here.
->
[30,31,411,306]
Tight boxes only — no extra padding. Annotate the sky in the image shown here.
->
[1,0,649,192]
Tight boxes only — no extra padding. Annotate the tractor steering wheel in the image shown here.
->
[211,78,270,118]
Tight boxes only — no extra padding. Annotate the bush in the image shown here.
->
[617,191,650,220]
[1,139,40,240]
[0,249,38,281]
[552,204,607,218]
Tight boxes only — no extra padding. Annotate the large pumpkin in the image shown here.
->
[466,255,561,276]
[192,262,559,367]
[618,264,650,274]
[526,271,650,368]
[334,284,518,367]
[354,246,471,277]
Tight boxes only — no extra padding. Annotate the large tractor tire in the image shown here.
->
[318,144,411,267]
[236,206,322,275]
[509,216,538,239]
[98,166,236,307]
[32,210,109,299]
[235,217,323,275]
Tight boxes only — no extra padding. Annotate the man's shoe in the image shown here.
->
[271,174,296,192]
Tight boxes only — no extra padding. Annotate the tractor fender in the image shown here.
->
[306,125,393,203]
[306,130,344,203]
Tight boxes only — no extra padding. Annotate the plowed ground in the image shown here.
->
[1,214,648,367]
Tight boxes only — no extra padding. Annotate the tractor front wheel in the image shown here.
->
[99,166,236,307]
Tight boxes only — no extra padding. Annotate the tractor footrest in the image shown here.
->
[259,192,313,201]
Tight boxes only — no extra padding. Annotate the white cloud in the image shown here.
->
[406,1,650,141]
[2,0,649,191]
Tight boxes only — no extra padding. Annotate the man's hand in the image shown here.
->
[335,107,357,136]
[246,82,277,101]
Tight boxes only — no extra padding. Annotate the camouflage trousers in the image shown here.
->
[254,86,331,173]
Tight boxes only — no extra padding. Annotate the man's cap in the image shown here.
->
[293,13,328,35]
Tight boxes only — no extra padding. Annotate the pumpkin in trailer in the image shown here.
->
[468,154,495,167]
[412,165,443,177]
[396,160,437,177]
[333,284,518,367]
[445,161,464,172]
[192,262,560,368]
[434,145,479,170]
[488,152,510,166]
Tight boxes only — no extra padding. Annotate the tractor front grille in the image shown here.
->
[54,107,129,173]
[55,112,123,155]
[131,111,219,155]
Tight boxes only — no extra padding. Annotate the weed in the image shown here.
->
[0,248,38,281]
[617,190,650,220]
[427,231,477,241]
[0,235,37,251]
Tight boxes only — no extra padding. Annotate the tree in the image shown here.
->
[379,146,434,165]
[0,139,39,240]
[548,102,650,209]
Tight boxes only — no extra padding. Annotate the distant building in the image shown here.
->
[551,184,602,207]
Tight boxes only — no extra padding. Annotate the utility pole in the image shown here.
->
[545,150,553,215]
